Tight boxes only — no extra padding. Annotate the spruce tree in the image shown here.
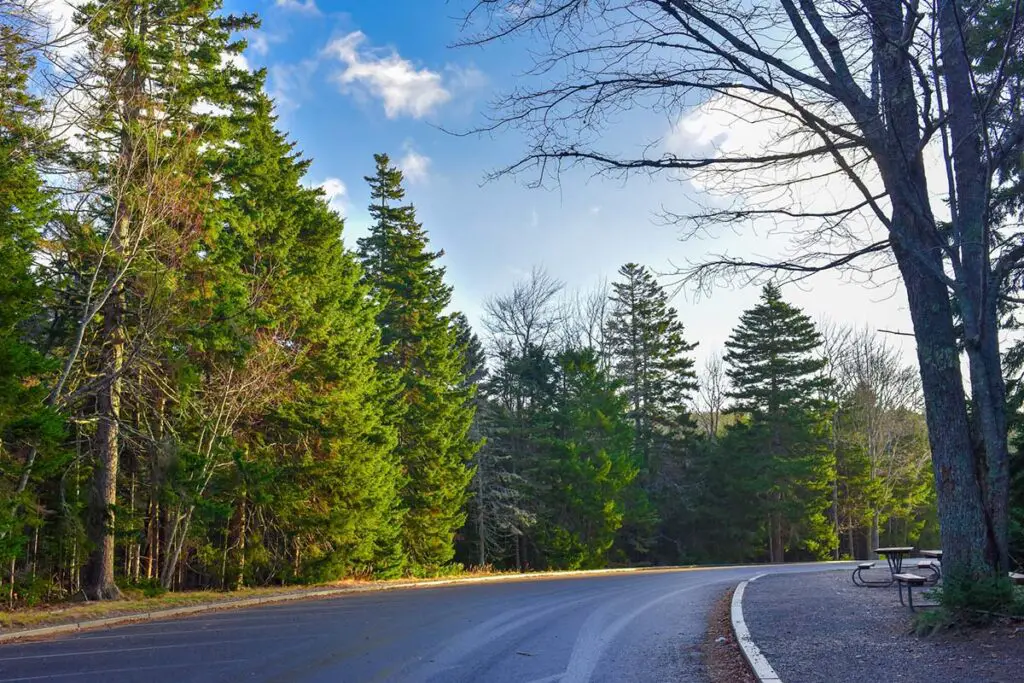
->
[0,12,64,560]
[67,0,258,598]
[604,263,697,560]
[605,263,698,464]
[358,154,478,571]
[536,348,637,569]
[724,283,835,562]
[203,94,401,583]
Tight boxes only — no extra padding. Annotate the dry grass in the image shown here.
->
[0,566,521,633]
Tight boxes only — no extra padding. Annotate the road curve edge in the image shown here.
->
[0,565,681,644]
[730,574,783,683]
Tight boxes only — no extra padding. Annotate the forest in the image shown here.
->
[1,0,1022,609]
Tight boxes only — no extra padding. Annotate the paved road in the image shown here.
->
[0,563,852,683]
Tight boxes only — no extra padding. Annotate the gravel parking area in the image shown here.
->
[742,569,1023,683]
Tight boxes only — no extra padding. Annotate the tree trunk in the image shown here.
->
[476,468,486,567]
[160,507,194,590]
[870,511,880,560]
[892,232,992,580]
[84,300,124,601]
[937,0,1011,576]
[769,511,784,563]
[233,498,246,590]
[831,479,840,560]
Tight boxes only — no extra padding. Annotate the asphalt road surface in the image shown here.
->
[0,563,852,683]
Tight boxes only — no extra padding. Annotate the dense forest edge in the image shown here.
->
[0,0,1022,619]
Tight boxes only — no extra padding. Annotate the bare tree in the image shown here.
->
[483,266,565,356]
[561,278,611,358]
[693,353,727,439]
[822,323,925,558]
[462,0,1024,584]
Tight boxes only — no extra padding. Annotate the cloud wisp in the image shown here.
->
[275,0,320,16]
[399,148,432,184]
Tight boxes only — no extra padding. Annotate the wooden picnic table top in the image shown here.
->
[873,546,914,554]
[920,549,943,558]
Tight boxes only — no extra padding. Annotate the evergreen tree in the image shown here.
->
[604,263,697,561]
[64,0,258,598]
[535,348,637,569]
[0,10,64,565]
[200,94,401,583]
[723,283,835,562]
[358,154,478,571]
[605,263,698,465]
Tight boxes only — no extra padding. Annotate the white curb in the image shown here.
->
[731,573,783,682]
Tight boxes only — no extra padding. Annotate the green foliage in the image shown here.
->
[0,12,65,563]
[534,349,638,569]
[358,154,479,571]
[915,575,1023,633]
[604,263,699,563]
[721,284,836,561]
[0,0,954,604]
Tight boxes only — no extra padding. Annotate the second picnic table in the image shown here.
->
[873,546,915,577]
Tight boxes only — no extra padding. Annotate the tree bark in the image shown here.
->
[769,511,784,563]
[870,510,880,560]
[892,232,992,580]
[935,0,1011,575]
[83,293,124,601]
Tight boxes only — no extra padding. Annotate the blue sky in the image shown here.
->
[221,0,915,365]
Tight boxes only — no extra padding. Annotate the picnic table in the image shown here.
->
[920,549,942,562]
[873,547,915,576]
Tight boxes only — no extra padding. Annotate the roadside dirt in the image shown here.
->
[703,587,756,683]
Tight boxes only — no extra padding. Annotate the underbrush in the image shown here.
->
[915,576,1024,634]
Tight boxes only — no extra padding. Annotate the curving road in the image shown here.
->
[0,563,851,683]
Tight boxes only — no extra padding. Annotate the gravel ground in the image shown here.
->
[742,569,1023,683]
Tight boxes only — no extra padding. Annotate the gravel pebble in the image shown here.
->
[742,569,1023,683]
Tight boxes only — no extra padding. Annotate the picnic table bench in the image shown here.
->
[894,572,929,610]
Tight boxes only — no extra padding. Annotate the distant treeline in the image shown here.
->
[457,268,938,571]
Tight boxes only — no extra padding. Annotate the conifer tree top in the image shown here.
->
[724,283,829,415]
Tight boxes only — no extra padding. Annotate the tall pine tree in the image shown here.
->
[0,8,64,565]
[191,93,402,584]
[605,263,698,465]
[724,283,835,562]
[358,154,478,571]
[66,0,258,598]
[604,263,698,561]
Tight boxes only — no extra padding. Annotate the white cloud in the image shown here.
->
[323,32,451,119]
[398,149,431,184]
[275,0,320,15]
[315,178,349,215]
[666,95,949,222]
[445,64,488,93]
